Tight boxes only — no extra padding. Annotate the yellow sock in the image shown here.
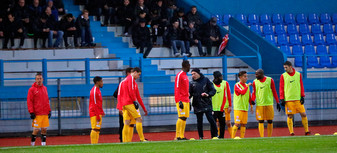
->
[136,122,145,141]
[122,124,129,142]
[240,127,246,138]
[267,123,273,137]
[90,130,97,144]
[218,127,220,136]
[287,117,294,134]
[128,125,134,142]
[258,123,264,137]
[95,131,100,144]
[180,120,186,138]
[227,126,233,138]
[176,119,182,138]
[232,125,238,138]
[302,117,309,132]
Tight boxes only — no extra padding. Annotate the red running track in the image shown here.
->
[1,125,337,147]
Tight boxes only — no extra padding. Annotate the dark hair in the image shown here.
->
[93,76,102,84]
[182,60,190,68]
[238,71,247,77]
[125,67,133,75]
[284,61,292,67]
[82,9,89,14]
[191,6,197,9]
[132,67,142,73]
[35,72,42,77]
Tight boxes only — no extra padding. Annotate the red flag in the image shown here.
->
[218,34,229,55]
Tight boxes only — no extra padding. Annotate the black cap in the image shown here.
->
[191,68,201,74]
[213,71,222,78]
[211,17,217,23]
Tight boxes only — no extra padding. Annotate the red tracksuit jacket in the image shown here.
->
[89,86,105,120]
[27,82,51,115]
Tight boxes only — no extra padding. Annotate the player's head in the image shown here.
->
[191,68,201,80]
[283,61,293,73]
[35,73,43,86]
[182,60,190,72]
[93,76,103,88]
[255,69,264,80]
[125,67,133,76]
[238,71,247,83]
[213,71,223,82]
[132,67,142,80]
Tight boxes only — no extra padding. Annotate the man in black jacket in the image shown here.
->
[132,19,152,58]
[32,15,49,48]
[202,17,221,56]
[183,22,204,56]
[3,13,26,49]
[189,68,218,139]
[60,14,79,48]
[117,0,134,35]
[77,9,95,47]
[45,7,63,48]
[167,20,186,57]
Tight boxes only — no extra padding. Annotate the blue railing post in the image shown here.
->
[85,58,90,85]
[302,55,307,79]
[0,60,4,87]
[42,59,47,85]
[222,55,227,80]
[140,57,144,82]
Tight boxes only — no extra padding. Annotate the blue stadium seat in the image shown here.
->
[311,24,322,34]
[316,45,328,55]
[299,24,310,35]
[323,23,334,34]
[262,24,273,35]
[275,24,286,35]
[285,13,296,24]
[248,14,259,25]
[296,13,307,24]
[260,14,271,25]
[265,34,276,45]
[332,14,337,24]
[277,34,288,45]
[235,14,247,24]
[329,44,337,54]
[250,24,262,35]
[308,13,320,24]
[293,44,304,55]
[317,45,332,67]
[223,14,231,26]
[326,33,337,45]
[294,57,303,67]
[287,24,298,35]
[280,45,291,55]
[320,13,331,24]
[289,34,301,45]
[304,45,316,55]
[307,55,321,68]
[301,34,313,45]
[272,14,283,24]
[313,34,325,45]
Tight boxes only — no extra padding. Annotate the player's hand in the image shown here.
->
[250,106,254,114]
[247,83,252,86]
[280,99,285,106]
[96,115,101,122]
[228,107,232,113]
[300,97,305,105]
[179,101,184,109]
[144,111,148,116]
[201,93,209,97]
[276,103,281,112]
[251,101,256,105]
[48,111,51,119]
[30,113,36,119]
[133,101,139,109]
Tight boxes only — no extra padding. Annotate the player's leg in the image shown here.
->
[225,108,232,138]
[240,111,248,138]
[240,124,246,138]
[179,102,190,139]
[90,115,102,144]
[135,117,146,141]
[232,110,241,138]
[31,128,39,146]
[176,103,182,139]
[41,128,47,146]
[119,112,124,142]
[287,114,294,135]
[267,120,273,137]
[128,124,135,142]
[205,111,218,138]
[266,105,275,137]
[300,112,310,135]
[258,120,264,137]
[214,111,225,138]
[256,106,264,137]
[196,112,204,139]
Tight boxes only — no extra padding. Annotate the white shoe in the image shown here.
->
[124,32,128,36]
[182,53,188,56]
[41,142,46,146]
[31,142,35,146]
[174,53,180,57]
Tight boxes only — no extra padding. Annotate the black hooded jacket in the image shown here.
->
[189,73,216,113]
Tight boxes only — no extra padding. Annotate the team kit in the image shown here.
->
[27,60,309,145]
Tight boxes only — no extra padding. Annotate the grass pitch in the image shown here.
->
[1,135,337,153]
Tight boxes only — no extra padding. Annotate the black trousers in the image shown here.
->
[33,32,49,48]
[196,111,218,138]
[3,31,25,48]
[138,41,153,58]
[119,113,124,142]
[213,111,226,138]
[63,30,79,47]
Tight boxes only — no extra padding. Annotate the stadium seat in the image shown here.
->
[287,24,298,35]
[304,45,316,55]
[316,45,328,55]
[308,13,320,24]
[293,44,304,55]
[326,33,337,45]
[317,45,331,67]
[248,14,259,25]
[294,57,303,67]
[296,13,307,24]
[250,24,262,35]
[223,14,231,26]
[280,45,291,55]
[277,34,288,45]
[289,34,301,45]
[265,34,276,45]
[332,13,337,24]
[301,34,313,45]
[235,14,247,25]
[313,34,325,45]
[332,55,337,67]
[275,24,286,35]
[272,14,283,24]
[299,24,310,35]
[260,14,271,25]
[285,13,296,24]
[329,44,337,54]
[320,13,331,24]
[307,55,321,68]
[311,24,322,34]
[262,24,273,35]
[323,23,334,34]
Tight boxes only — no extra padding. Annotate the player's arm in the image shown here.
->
[113,85,119,98]
[27,88,36,119]
[93,88,101,121]
[234,83,248,95]
[136,87,148,115]
[279,74,285,100]
[226,82,232,107]
[220,84,227,112]
[300,74,305,97]
[249,91,254,114]
[251,81,256,102]
[270,78,279,103]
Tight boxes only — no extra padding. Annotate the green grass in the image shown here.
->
[1,136,337,153]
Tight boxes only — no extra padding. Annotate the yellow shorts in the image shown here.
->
[285,100,306,115]
[123,104,141,121]
[255,105,274,121]
[32,115,49,128]
[176,102,190,118]
[234,110,248,124]
[90,115,102,130]
[123,110,137,124]
[224,108,231,121]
